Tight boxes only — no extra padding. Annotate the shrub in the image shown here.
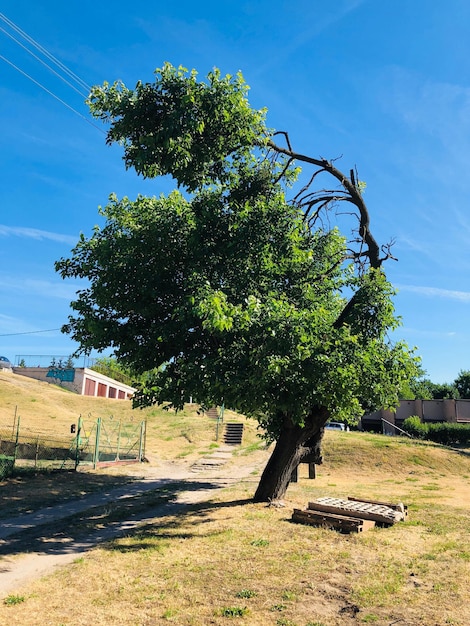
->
[402,416,428,439]
[402,417,470,446]
[426,422,470,446]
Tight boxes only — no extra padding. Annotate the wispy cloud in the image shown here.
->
[0,225,77,246]
[379,67,470,185]
[395,235,435,258]
[397,284,470,303]
[0,313,59,336]
[0,275,81,300]
[399,326,458,339]
[253,0,367,76]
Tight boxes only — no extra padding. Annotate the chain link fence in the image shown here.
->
[0,414,146,479]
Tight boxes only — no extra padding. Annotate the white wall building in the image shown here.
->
[13,366,135,400]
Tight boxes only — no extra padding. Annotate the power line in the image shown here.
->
[0,25,89,98]
[0,328,61,337]
[0,12,91,93]
[0,54,106,134]
[0,13,106,134]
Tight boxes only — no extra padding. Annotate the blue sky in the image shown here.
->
[1,0,470,382]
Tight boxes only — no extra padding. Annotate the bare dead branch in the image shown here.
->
[271,130,293,151]
[267,137,382,269]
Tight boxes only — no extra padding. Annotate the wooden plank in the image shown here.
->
[292,509,375,533]
[308,500,399,525]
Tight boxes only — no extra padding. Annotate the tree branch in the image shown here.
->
[267,137,382,269]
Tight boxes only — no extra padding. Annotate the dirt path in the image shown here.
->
[0,446,267,598]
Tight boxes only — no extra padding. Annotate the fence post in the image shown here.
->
[116,419,122,461]
[14,415,20,463]
[215,405,225,441]
[12,405,18,439]
[138,420,146,461]
[93,417,101,469]
[75,416,83,469]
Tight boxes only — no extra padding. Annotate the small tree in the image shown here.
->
[56,64,419,502]
[454,370,470,399]
[90,356,135,386]
[427,382,459,400]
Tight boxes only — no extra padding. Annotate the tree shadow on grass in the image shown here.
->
[0,477,255,561]
[0,468,139,520]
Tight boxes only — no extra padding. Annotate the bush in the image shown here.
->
[402,417,470,446]
[402,416,428,439]
[426,422,470,446]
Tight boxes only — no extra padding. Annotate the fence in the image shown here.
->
[75,415,146,467]
[0,414,146,479]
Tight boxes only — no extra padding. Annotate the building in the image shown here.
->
[362,398,470,433]
[12,366,135,400]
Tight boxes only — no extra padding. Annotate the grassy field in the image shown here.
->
[1,370,470,625]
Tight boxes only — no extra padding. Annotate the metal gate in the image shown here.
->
[74,415,146,468]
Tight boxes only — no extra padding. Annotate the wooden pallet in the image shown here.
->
[292,508,375,533]
[347,496,407,516]
[307,496,406,526]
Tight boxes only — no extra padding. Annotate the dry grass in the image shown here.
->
[1,371,470,625]
[0,370,254,463]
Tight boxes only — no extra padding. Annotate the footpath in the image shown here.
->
[0,445,258,598]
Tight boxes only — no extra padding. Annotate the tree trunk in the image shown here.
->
[253,408,328,502]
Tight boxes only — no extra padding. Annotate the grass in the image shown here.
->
[1,371,470,625]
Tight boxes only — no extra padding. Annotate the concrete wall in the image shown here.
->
[362,398,470,430]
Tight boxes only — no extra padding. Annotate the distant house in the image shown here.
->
[12,366,135,400]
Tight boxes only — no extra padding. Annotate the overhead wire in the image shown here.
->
[0,329,61,337]
[0,16,105,345]
[0,54,106,134]
[0,12,105,133]
[0,25,89,98]
[0,12,91,93]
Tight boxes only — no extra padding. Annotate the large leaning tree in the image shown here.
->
[56,64,419,502]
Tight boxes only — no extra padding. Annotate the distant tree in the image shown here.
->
[429,382,459,400]
[90,356,135,386]
[405,377,434,400]
[56,64,419,502]
[454,370,470,399]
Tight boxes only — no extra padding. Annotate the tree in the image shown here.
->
[400,368,460,400]
[454,370,470,399]
[429,382,459,400]
[397,368,434,400]
[90,356,135,386]
[56,64,419,502]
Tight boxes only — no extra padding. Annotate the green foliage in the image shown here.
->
[220,606,249,617]
[426,422,470,446]
[4,595,25,606]
[87,63,268,192]
[402,416,428,439]
[57,64,419,498]
[429,382,459,400]
[90,356,136,386]
[454,369,470,398]
[405,377,459,400]
[235,589,257,599]
[403,417,470,445]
